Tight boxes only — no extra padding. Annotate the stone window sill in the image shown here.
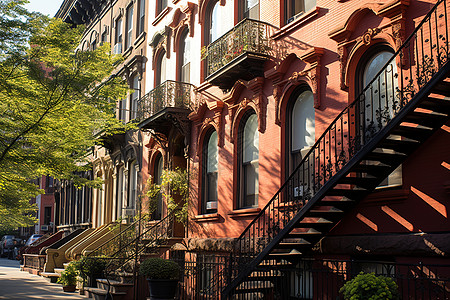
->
[152,7,171,26]
[228,207,261,218]
[134,32,146,48]
[193,213,221,222]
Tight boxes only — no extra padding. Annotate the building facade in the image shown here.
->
[54,0,450,298]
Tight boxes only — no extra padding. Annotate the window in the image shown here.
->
[285,0,316,23]
[125,5,134,49]
[128,161,138,209]
[155,50,166,85]
[241,0,259,20]
[101,31,107,45]
[44,207,52,225]
[287,89,315,176]
[237,111,259,208]
[90,36,97,50]
[114,17,123,54]
[130,76,139,120]
[118,98,127,122]
[157,0,167,15]
[358,47,402,187]
[116,166,124,220]
[138,0,145,35]
[179,30,191,83]
[202,130,218,214]
[152,154,163,220]
[208,1,220,43]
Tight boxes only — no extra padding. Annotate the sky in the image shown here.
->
[24,0,64,17]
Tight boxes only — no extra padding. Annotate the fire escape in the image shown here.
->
[222,0,450,298]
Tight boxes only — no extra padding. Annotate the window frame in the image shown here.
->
[152,153,163,220]
[125,4,134,50]
[156,0,168,16]
[179,29,191,83]
[236,110,259,209]
[137,0,145,36]
[201,128,218,214]
[285,0,316,24]
[155,50,167,86]
[115,17,123,54]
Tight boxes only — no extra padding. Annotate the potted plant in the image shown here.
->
[340,272,400,300]
[57,261,78,292]
[139,257,180,300]
[77,256,107,287]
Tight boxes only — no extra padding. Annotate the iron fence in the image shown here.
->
[137,80,195,122]
[205,18,271,77]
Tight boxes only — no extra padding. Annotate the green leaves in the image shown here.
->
[0,3,128,230]
[340,272,400,300]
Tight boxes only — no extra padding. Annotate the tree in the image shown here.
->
[0,0,128,230]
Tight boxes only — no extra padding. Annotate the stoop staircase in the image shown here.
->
[223,0,450,298]
[83,212,179,300]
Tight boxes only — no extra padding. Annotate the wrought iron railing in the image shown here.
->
[100,212,176,283]
[226,0,450,294]
[86,220,138,258]
[174,253,233,300]
[137,80,195,121]
[205,18,271,77]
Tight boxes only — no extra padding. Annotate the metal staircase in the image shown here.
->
[223,0,450,298]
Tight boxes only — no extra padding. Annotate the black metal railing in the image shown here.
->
[137,80,195,121]
[227,0,450,295]
[173,255,450,300]
[174,253,233,300]
[86,220,138,258]
[260,258,450,300]
[205,18,271,77]
[99,212,176,284]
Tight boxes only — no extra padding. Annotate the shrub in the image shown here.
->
[76,256,107,280]
[139,257,180,280]
[57,261,78,286]
[340,272,400,300]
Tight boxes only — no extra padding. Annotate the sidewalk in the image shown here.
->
[0,258,88,299]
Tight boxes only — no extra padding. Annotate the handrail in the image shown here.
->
[228,0,449,292]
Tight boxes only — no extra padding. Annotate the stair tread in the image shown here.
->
[85,287,127,295]
[404,111,448,128]
[352,164,392,175]
[377,139,419,154]
[418,97,450,113]
[96,279,133,286]
[432,81,450,97]
[339,176,379,188]
[392,125,433,141]
[365,152,406,164]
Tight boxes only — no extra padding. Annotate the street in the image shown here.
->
[0,258,87,299]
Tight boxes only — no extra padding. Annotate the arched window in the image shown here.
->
[155,50,166,86]
[179,29,191,83]
[237,111,259,208]
[202,129,218,214]
[152,153,163,220]
[207,1,220,44]
[358,47,401,187]
[287,89,315,176]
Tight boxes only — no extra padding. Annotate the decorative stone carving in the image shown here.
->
[150,27,171,70]
[170,2,196,52]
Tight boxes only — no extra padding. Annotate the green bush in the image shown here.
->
[57,261,78,286]
[340,272,400,300]
[139,257,180,280]
[76,256,107,279]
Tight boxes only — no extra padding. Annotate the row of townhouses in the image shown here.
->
[22,0,450,298]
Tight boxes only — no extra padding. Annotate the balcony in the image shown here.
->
[205,19,271,91]
[137,80,195,135]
